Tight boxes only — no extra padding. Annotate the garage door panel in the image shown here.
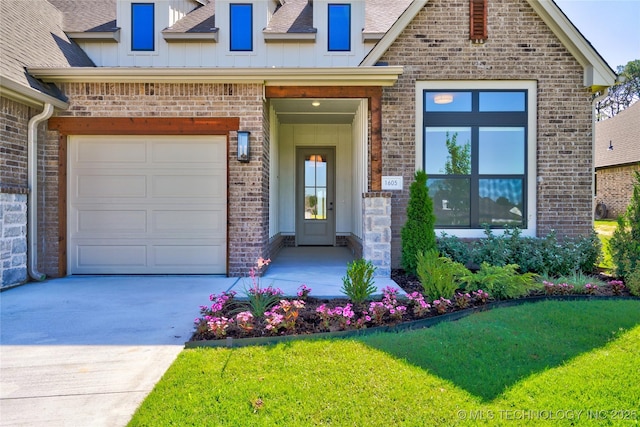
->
[151,209,224,233]
[152,140,225,164]
[77,245,148,268]
[151,174,220,198]
[152,245,225,268]
[76,140,147,163]
[77,175,148,198]
[77,210,147,233]
[69,135,227,275]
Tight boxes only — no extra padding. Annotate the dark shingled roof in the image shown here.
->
[264,0,315,34]
[595,101,640,168]
[0,0,95,100]
[47,0,117,33]
[364,0,413,35]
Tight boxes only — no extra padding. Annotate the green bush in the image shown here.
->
[626,267,640,297]
[416,249,468,301]
[438,227,601,277]
[341,259,377,303]
[610,171,640,279]
[401,170,437,275]
[462,263,538,300]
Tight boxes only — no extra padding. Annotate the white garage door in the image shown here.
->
[68,135,227,274]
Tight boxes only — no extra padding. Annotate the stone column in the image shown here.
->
[362,192,392,277]
[1,191,28,287]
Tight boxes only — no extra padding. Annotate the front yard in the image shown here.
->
[129,299,640,426]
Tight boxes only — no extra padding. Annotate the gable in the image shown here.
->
[361,0,615,91]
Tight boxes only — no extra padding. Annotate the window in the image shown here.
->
[328,4,350,51]
[422,89,529,229]
[131,3,154,51]
[230,3,253,51]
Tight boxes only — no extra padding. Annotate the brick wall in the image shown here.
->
[1,97,31,189]
[378,0,593,267]
[43,82,267,276]
[1,97,32,287]
[596,164,640,219]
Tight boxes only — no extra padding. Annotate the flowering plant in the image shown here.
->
[584,283,599,295]
[472,289,490,304]
[454,292,471,309]
[433,297,452,314]
[206,316,231,338]
[407,291,431,316]
[235,311,255,333]
[609,280,626,295]
[241,258,284,317]
[297,284,312,300]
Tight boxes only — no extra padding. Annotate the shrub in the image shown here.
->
[416,249,469,301]
[462,263,538,300]
[341,259,377,303]
[625,267,640,297]
[440,227,601,276]
[609,171,640,279]
[401,170,437,275]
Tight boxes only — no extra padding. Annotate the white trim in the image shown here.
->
[263,32,316,42]
[414,80,537,238]
[163,31,219,42]
[67,30,121,43]
[28,66,404,86]
[0,77,69,109]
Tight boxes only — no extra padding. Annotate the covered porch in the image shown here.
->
[265,85,396,278]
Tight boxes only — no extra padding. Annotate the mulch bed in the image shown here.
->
[190,269,632,343]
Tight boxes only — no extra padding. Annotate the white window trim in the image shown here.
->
[414,80,537,238]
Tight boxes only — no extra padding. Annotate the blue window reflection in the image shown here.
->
[479,127,525,174]
[479,179,524,226]
[328,4,350,51]
[132,3,154,51]
[230,4,253,51]
[425,127,471,175]
[479,92,525,111]
[425,92,472,112]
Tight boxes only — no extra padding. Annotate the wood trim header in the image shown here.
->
[48,117,240,135]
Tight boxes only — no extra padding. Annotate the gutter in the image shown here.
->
[27,103,54,281]
[590,88,610,222]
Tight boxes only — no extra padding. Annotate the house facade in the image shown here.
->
[1,0,615,287]
[594,101,640,219]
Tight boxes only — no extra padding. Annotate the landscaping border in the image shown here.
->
[184,295,639,349]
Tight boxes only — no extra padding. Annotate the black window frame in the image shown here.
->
[230,3,253,52]
[131,3,155,52]
[423,89,529,229]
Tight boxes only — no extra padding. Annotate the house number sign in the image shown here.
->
[382,176,403,191]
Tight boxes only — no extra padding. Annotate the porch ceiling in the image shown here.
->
[271,98,362,124]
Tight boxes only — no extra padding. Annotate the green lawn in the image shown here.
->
[595,219,617,271]
[129,300,640,426]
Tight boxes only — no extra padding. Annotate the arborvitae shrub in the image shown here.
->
[610,171,640,279]
[401,170,437,275]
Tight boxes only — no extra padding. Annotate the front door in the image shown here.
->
[296,147,336,246]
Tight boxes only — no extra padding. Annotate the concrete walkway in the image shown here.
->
[0,275,236,427]
[0,249,400,426]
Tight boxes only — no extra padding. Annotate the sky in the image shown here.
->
[554,0,640,70]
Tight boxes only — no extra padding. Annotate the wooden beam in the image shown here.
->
[370,93,382,191]
[48,117,240,135]
[266,86,382,99]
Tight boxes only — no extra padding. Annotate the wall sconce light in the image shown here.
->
[237,131,250,162]
[608,140,614,151]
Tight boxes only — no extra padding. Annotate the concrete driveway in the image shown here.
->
[0,275,237,427]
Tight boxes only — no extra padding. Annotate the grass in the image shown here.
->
[129,300,640,426]
[595,219,617,271]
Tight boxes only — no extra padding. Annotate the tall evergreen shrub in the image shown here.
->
[401,170,437,275]
[610,171,640,279]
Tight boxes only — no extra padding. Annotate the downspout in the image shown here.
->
[27,103,54,281]
[590,88,609,223]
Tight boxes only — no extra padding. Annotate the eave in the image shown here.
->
[263,32,317,43]
[0,76,69,109]
[67,29,121,43]
[27,66,404,87]
[163,30,219,43]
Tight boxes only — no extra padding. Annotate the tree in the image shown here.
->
[401,170,437,275]
[444,131,471,175]
[609,171,640,279]
[596,59,640,120]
